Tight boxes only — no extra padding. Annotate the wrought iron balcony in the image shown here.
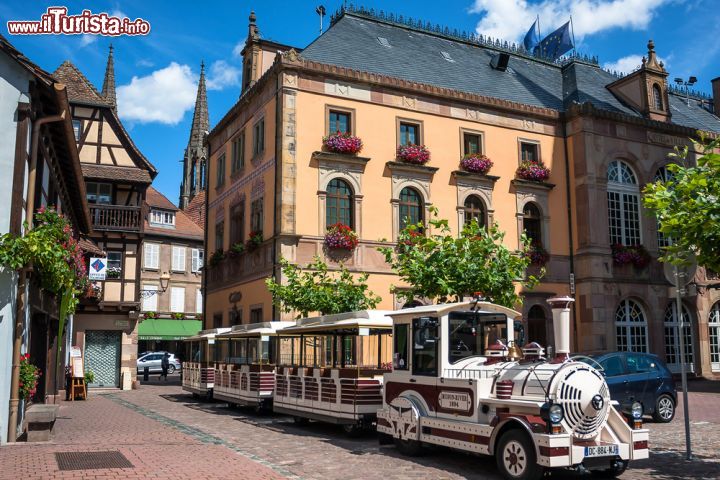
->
[90,204,142,232]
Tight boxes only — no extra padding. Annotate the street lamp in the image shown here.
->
[674,76,697,107]
[140,271,171,298]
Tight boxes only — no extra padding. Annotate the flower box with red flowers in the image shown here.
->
[396,144,431,165]
[209,249,225,267]
[611,244,651,269]
[246,231,264,252]
[324,223,359,251]
[460,153,493,175]
[516,160,551,182]
[526,243,550,266]
[322,132,363,155]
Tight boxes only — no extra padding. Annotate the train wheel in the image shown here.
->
[342,424,363,436]
[495,430,544,480]
[393,437,423,456]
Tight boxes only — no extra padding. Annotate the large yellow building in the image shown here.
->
[205,7,720,377]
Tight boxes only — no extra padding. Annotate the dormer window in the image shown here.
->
[653,84,663,110]
[150,209,175,228]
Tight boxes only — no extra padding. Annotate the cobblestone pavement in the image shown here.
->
[1,383,718,479]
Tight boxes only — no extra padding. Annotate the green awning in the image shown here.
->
[138,319,203,341]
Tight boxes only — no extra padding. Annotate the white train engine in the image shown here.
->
[377,297,648,480]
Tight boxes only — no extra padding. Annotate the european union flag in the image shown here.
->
[535,21,573,60]
[523,19,539,53]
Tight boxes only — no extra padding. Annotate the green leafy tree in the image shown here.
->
[378,208,540,308]
[643,136,720,269]
[266,256,382,318]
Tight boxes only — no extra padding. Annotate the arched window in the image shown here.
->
[326,178,353,228]
[652,84,663,110]
[399,187,423,231]
[709,302,720,372]
[523,202,542,246]
[463,195,485,228]
[663,303,694,372]
[654,167,674,248]
[527,305,547,346]
[607,160,641,245]
[615,299,648,352]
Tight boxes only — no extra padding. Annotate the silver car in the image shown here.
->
[136,352,181,374]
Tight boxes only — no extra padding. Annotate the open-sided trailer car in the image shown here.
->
[182,327,231,398]
[273,310,393,433]
[212,321,295,409]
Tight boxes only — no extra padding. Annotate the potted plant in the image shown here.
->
[246,231,263,252]
[171,312,184,320]
[209,249,225,267]
[229,241,245,257]
[611,244,651,268]
[396,144,430,165]
[84,370,95,386]
[324,223,359,251]
[144,311,158,319]
[516,160,551,182]
[19,354,40,404]
[525,242,550,266]
[322,131,363,155]
[460,153,493,174]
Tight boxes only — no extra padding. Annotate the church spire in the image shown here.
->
[101,44,117,112]
[180,62,210,209]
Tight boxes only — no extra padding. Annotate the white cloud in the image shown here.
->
[470,0,669,43]
[232,40,246,58]
[79,34,97,47]
[110,9,127,19]
[206,60,241,90]
[604,53,668,74]
[117,63,197,124]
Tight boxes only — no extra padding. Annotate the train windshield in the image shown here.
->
[447,311,509,364]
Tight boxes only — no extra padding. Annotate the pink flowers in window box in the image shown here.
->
[322,132,363,155]
[396,144,430,165]
[460,153,493,174]
[324,223,359,251]
[611,244,651,269]
[516,161,550,182]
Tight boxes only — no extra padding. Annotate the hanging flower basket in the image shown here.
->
[322,132,363,155]
[19,354,40,401]
[516,160,550,182]
[396,144,430,165]
[525,243,550,266]
[460,153,493,174]
[324,223,359,251]
[611,244,651,268]
[246,231,263,252]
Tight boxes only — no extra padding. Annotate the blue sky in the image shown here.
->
[2,0,719,206]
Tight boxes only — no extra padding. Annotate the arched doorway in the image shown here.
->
[527,305,548,347]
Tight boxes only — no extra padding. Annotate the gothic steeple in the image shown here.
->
[101,44,117,112]
[180,62,209,209]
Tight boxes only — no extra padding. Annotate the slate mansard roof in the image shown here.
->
[300,10,720,134]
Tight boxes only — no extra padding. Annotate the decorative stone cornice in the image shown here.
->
[311,151,371,168]
[511,178,555,191]
[386,161,439,175]
[452,170,500,183]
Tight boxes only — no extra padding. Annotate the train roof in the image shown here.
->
[184,327,232,341]
[215,321,296,338]
[279,310,393,334]
[388,301,522,320]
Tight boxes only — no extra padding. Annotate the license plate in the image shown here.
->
[584,445,619,457]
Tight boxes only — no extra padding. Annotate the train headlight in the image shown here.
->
[541,402,564,426]
[631,402,643,419]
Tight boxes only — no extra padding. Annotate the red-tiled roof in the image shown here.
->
[183,190,206,229]
[146,186,178,211]
[53,60,110,106]
[144,188,203,241]
[81,164,152,184]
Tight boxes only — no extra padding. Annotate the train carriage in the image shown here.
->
[182,327,231,398]
[273,310,393,433]
[212,322,295,409]
[377,297,649,480]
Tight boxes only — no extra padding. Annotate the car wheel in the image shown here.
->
[495,430,544,480]
[168,365,176,374]
[653,394,675,422]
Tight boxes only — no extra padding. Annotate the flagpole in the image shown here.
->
[570,15,576,55]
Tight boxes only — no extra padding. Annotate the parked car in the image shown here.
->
[137,352,182,374]
[578,351,677,422]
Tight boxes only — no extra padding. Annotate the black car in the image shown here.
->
[579,351,678,422]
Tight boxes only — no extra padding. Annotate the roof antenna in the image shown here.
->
[316,5,326,35]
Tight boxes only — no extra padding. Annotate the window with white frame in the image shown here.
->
[172,246,186,272]
[710,302,720,372]
[615,299,648,353]
[150,209,175,227]
[142,285,158,311]
[607,160,641,246]
[144,243,160,269]
[191,248,203,273]
[663,303,694,372]
[196,289,203,314]
[170,287,185,313]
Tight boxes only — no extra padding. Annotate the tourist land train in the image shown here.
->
[183,297,648,480]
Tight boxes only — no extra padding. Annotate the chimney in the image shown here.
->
[547,296,575,363]
[712,77,720,116]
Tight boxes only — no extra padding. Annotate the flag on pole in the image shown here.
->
[523,18,539,53]
[535,20,573,60]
